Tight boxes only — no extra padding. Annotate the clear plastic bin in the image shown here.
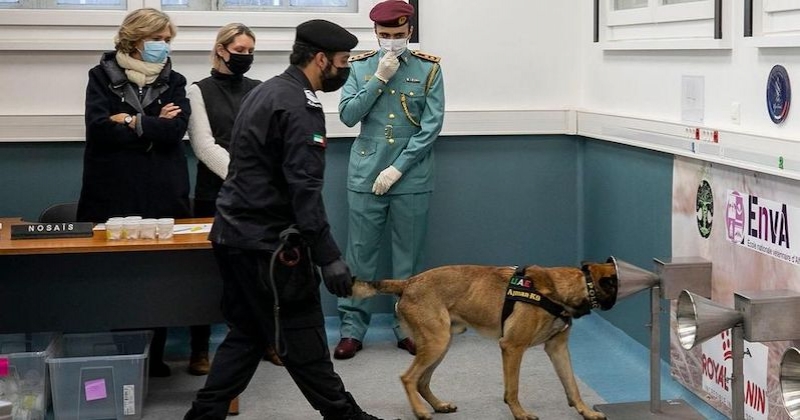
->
[0,332,57,420]
[46,331,152,420]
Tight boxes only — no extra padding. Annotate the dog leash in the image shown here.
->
[258,225,308,359]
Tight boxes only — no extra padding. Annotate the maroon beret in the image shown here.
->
[369,0,415,27]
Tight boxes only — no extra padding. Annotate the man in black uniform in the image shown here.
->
[184,19,386,420]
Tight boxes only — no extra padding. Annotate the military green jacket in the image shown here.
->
[339,49,445,194]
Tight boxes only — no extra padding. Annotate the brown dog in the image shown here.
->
[352,262,619,420]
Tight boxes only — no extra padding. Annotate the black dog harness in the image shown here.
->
[501,266,571,331]
[501,265,602,333]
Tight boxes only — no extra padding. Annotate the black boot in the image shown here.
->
[324,392,392,420]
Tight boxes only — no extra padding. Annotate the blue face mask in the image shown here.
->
[141,40,170,63]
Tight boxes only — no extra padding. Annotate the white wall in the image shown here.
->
[0,0,581,137]
[579,0,800,138]
[8,0,792,172]
[421,0,580,111]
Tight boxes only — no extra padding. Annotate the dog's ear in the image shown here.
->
[580,261,596,271]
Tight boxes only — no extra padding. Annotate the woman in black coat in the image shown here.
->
[76,7,191,378]
[78,7,190,223]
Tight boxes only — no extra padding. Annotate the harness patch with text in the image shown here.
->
[501,266,571,333]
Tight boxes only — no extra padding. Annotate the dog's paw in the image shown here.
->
[579,410,606,420]
[513,413,538,420]
[433,402,457,413]
[414,412,433,420]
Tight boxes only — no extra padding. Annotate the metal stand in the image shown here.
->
[731,324,745,420]
[594,287,705,419]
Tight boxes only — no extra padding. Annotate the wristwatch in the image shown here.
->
[123,115,133,125]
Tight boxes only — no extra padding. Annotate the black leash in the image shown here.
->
[260,225,306,358]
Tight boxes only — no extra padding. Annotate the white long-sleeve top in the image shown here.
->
[186,83,229,179]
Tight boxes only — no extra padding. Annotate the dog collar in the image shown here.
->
[582,267,601,310]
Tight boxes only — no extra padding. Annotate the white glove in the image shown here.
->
[374,51,399,83]
[372,165,402,195]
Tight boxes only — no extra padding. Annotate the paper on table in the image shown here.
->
[172,223,212,235]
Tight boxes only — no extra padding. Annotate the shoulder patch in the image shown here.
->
[308,133,327,148]
[304,89,322,109]
[349,50,378,62]
[411,50,441,63]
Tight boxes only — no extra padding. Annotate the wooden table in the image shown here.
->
[0,217,223,334]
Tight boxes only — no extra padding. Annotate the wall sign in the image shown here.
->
[766,64,791,124]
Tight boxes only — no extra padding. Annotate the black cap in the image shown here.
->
[295,19,358,52]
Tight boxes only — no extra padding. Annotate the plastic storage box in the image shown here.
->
[46,331,152,420]
[0,332,57,420]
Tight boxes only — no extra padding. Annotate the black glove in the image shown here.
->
[320,258,353,297]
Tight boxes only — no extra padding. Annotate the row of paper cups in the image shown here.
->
[105,216,174,240]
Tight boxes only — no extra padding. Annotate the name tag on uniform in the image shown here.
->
[405,78,420,83]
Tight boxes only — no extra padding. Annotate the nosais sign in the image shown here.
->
[726,190,800,265]
[700,331,768,420]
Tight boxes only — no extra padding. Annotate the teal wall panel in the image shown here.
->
[580,138,673,351]
[0,142,85,221]
[0,135,671,352]
[322,135,582,314]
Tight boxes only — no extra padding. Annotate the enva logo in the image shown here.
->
[696,180,713,239]
[725,191,745,244]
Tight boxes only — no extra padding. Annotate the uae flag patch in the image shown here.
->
[312,133,327,148]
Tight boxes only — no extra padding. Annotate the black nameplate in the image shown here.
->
[10,222,95,239]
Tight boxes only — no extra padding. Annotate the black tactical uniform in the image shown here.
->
[184,20,381,420]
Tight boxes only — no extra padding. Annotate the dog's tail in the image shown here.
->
[351,279,407,298]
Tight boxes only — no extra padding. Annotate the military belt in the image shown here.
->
[358,125,420,139]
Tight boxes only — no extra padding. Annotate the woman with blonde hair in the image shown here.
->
[77,7,190,378]
[187,23,259,222]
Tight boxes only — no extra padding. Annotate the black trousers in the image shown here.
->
[189,198,217,354]
[184,243,362,420]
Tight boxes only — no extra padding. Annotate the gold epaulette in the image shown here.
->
[348,50,378,62]
[410,50,441,63]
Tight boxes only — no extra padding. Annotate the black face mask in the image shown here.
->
[321,61,350,92]
[223,51,254,75]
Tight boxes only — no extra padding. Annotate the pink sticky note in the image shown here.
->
[84,379,107,401]
[0,358,8,377]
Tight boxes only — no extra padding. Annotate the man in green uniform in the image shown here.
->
[335,0,445,360]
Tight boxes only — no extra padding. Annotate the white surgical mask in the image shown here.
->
[378,38,408,55]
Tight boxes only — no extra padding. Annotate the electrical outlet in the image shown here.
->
[731,102,741,125]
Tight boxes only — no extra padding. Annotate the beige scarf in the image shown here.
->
[116,52,165,88]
